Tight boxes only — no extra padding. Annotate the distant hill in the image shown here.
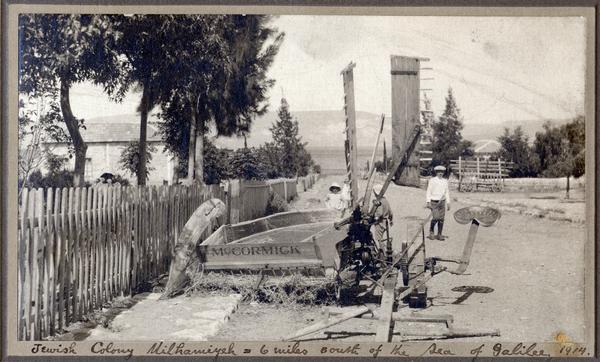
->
[85,112,571,150]
[461,119,571,143]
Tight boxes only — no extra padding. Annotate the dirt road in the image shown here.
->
[215,175,587,342]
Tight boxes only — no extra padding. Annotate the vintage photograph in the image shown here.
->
[8,7,594,358]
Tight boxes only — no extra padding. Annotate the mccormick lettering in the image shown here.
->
[209,245,302,257]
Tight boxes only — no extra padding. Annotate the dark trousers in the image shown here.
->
[429,200,445,235]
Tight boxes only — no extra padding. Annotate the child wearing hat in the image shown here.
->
[325,182,345,211]
[426,165,451,240]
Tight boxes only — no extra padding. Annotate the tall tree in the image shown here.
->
[496,126,538,177]
[431,87,473,169]
[115,15,181,185]
[19,14,125,185]
[533,116,585,197]
[269,98,314,177]
[158,15,284,182]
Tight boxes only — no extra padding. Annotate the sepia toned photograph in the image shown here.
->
[3,3,595,359]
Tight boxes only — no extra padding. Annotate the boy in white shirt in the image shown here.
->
[426,165,451,240]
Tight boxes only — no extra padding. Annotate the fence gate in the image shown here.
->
[451,157,514,192]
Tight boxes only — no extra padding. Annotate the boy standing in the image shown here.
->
[426,165,451,240]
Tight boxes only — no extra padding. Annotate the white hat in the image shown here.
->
[434,165,446,172]
[372,184,383,196]
[329,183,341,192]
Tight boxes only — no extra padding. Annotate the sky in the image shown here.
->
[69,15,586,125]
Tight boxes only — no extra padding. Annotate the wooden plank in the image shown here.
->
[65,188,74,326]
[72,187,81,320]
[90,186,98,309]
[100,186,108,303]
[124,188,131,295]
[150,186,155,277]
[78,187,87,316]
[51,188,61,335]
[113,186,120,295]
[97,186,104,305]
[44,188,55,335]
[107,186,115,298]
[55,189,65,332]
[391,56,421,187]
[115,186,122,296]
[375,274,397,342]
[18,190,27,339]
[19,189,31,340]
[32,189,43,339]
[86,187,93,312]
[131,188,138,291]
[27,190,37,338]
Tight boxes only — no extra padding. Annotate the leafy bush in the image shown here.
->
[533,116,585,178]
[110,174,131,186]
[496,126,539,177]
[265,189,289,216]
[203,140,232,184]
[25,169,91,189]
[229,147,267,181]
[118,141,156,181]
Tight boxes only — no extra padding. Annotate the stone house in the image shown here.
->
[41,116,175,185]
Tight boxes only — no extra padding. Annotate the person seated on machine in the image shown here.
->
[371,183,394,250]
[426,165,451,240]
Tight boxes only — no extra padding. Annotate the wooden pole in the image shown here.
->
[283,305,370,341]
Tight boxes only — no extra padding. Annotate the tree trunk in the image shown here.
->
[187,95,198,182]
[171,156,179,185]
[194,116,204,185]
[566,174,570,199]
[59,78,87,186]
[137,85,150,186]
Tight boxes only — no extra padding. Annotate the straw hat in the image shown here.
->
[329,183,341,192]
[434,165,446,172]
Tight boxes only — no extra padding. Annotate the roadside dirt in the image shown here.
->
[213,175,587,343]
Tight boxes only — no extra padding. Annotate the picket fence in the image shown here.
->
[17,174,318,340]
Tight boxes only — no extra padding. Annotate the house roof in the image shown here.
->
[43,121,163,144]
[473,139,501,154]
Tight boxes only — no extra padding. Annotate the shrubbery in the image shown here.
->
[265,189,289,216]
[496,116,585,179]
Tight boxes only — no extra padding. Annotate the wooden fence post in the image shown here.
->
[476,157,480,191]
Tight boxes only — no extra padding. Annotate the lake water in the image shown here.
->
[309,147,382,175]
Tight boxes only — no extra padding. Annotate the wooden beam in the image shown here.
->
[375,274,397,342]
[283,305,370,341]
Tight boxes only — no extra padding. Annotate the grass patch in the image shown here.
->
[185,271,338,306]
